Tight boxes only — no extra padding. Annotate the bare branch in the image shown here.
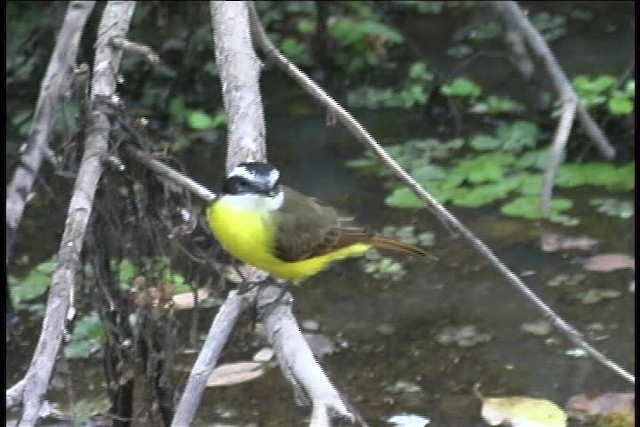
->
[490,1,615,159]
[6,0,95,266]
[210,1,266,173]
[171,290,252,426]
[247,1,634,385]
[126,147,216,202]
[12,2,136,424]
[257,286,356,425]
[111,36,161,65]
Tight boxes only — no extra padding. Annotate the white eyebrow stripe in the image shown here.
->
[229,164,280,186]
[229,165,256,181]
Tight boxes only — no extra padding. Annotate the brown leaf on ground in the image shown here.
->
[206,361,272,387]
[583,254,635,272]
[172,288,209,310]
[566,392,634,421]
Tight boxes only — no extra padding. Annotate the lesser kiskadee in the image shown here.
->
[206,162,433,282]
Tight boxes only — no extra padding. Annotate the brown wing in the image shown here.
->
[274,187,368,261]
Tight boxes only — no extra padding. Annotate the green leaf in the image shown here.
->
[501,196,573,219]
[607,93,633,115]
[169,97,187,118]
[384,188,426,208]
[117,259,136,289]
[280,36,306,59]
[555,162,634,190]
[470,134,501,151]
[408,61,432,81]
[497,121,539,152]
[440,77,482,98]
[9,256,56,305]
[187,111,216,130]
[450,177,522,208]
[64,312,105,359]
[515,148,553,171]
[449,152,516,184]
[296,18,315,35]
[624,79,635,98]
[572,74,616,95]
[517,174,544,195]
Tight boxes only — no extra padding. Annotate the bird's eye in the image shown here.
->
[222,177,252,195]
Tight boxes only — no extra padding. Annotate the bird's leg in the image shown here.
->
[232,262,259,295]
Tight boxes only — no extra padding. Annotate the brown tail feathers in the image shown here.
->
[368,235,437,261]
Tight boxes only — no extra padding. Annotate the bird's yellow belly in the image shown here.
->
[206,201,275,271]
[206,201,370,281]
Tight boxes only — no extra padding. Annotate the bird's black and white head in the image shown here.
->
[219,162,284,211]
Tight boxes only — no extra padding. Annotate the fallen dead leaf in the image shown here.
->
[583,254,635,272]
[566,392,634,420]
[481,396,567,427]
[206,361,272,387]
[540,232,599,253]
[172,288,210,310]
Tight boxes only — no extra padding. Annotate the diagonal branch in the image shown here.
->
[6,0,95,267]
[10,2,136,423]
[247,1,634,385]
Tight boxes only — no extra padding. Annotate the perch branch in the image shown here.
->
[210,1,266,173]
[6,0,95,267]
[257,286,356,424]
[10,2,136,423]
[247,1,635,385]
[172,3,359,426]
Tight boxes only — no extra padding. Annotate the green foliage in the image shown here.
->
[560,75,635,117]
[347,61,434,109]
[555,162,634,191]
[395,1,445,14]
[8,256,56,306]
[166,97,226,152]
[71,395,111,426]
[64,312,106,359]
[469,121,538,152]
[500,196,572,219]
[114,256,194,294]
[469,95,525,115]
[589,198,634,219]
[348,116,633,226]
[329,9,403,74]
[530,12,567,42]
[440,77,482,99]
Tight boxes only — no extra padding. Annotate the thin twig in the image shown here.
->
[126,147,216,202]
[541,95,577,214]
[247,1,634,385]
[13,3,136,424]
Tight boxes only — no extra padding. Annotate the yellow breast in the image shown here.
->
[206,197,370,281]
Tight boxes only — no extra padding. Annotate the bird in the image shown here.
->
[206,162,434,282]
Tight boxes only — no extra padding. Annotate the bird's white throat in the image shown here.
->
[219,190,284,212]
